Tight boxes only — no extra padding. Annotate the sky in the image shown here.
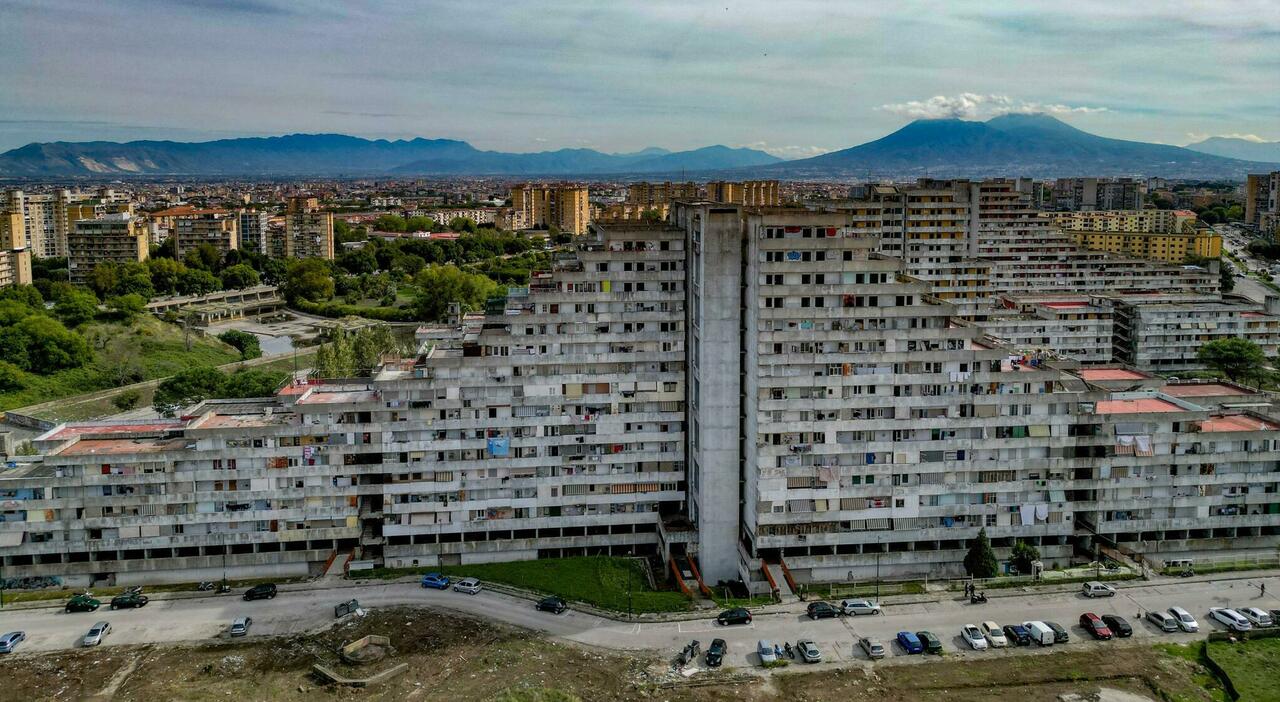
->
[1,0,1277,156]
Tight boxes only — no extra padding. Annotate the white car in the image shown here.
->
[1239,607,1274,627]
[453,578,483,595]
[981,621,1008,647]
[840,599,881,616]
[962,624,988,650]
[83,621,111,647]
[757,639,777,665]
[1209,608,1252,632]
[1168,607,1199,632]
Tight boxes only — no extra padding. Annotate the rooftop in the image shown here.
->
[1198,415,1280,433]
[53,437,190,456]
[1095,397,1186,414]
[296,389,380,405]
[1076,368,1151,382]
[1163,383,1252,398]
[43,420,186,442]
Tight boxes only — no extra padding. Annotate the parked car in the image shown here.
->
[757,639,777,665]
[1101,614,1132,638]
[82,621,111,647]
[916,630,944,654]
[0,631,26,653]
[981,621,1008,647]
[334,599,360,618]
[1082,581,1117,598]
[840,599,881,616]
[536,596,567,614]
[806,601,840,620]
[65,594,101,613]
[242,583,277,601]
[1080,612,1113,640]
[962,624,988,650]
[1023,621,1055,646]
[859,637,886,659]
[1209,608,1252,632]
[896,631,923,654]
[420,573,450,589]
[453,578,482,595]
[1168,607,1199,632]
[796,638,822,663]
[1146,610,1180,632]
[705,638,726,667]
[110,592,149,609]
[1003,623,1031,646]
[229,617,252,637]
[717,608,752,626]
[1239,607,1274,627]
[1045,621,1070,643]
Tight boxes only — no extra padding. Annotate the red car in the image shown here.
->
[1080,612,1113,640]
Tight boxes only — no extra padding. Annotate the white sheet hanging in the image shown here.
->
[1035,503,1050,521]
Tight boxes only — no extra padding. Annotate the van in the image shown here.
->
[1082,581,1116,598]
[1023,621,1055,646]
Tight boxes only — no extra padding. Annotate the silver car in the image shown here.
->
[840,599,882,616]
[1168,607,1199,632]
[0,631,26,653]
[859,636,886,659]
[83,621,111,647]
[229,617,252,637]
[453,577,483,595]
[796,639,821,663]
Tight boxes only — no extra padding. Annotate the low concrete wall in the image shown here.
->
[113,562,309,586]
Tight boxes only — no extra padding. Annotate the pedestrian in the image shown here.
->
[1262,582,1267,597]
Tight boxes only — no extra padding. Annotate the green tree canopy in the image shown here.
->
[413,264,498,322]
[0,360,24,392]
[54,289,100,327]
[220,263,261,290]
[107,293,148,321]
[0,285,44,309]
[147,257,187,295]
[183,242,222,272]
[12,315,92,373]
[218,329,262,360]
[963,527,999,578]
[178,268,221,296]
[282,258,336,303]
[152,366,228,416]
[1010,540,1040,575]
[1198,337,1266,382]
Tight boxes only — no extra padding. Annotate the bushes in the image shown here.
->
[152,366,289,416]
[218,329,262,360]
[291,298,416,322]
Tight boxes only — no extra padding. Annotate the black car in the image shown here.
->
[1101,614,1132,638]
[706,638,727,667]
[110,592,149,609]
[1045,621,1070,643]
[1002,623,1031,646]
[242,583,277,601]
[536,596,567,614]
[716,608,752,626]
[806,601,839,620]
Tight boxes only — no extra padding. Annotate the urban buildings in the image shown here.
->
[1246,171,1280,238]
[626,181,698,206]
[238,209,270,254]
[977,295,1114,365]
[66,213,148,284]
[707,180,780,206]
[1052,177,1144,211]
[282,196,335,259]
[1051,210,1221,263]
[4,188,130,258]
[173,210,240,259]
[510,184,591,235]
[1112,293,1280,372]
[0,206,32,288]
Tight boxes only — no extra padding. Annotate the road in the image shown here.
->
[1,574,1277,668]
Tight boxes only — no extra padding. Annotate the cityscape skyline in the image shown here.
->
[1,1,1278,154]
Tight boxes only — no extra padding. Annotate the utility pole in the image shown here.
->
[876,552,881,600]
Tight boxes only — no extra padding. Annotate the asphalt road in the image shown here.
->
[1,574,1276,670]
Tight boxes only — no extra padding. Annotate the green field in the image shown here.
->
[1207,636,1280,701]
[369,556,692,613]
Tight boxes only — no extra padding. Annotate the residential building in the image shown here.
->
[626,182,698,206]
[422,208,497,227]
[706,180,780,206]
[1052,177,1144,211]
[283,196,335,259]
[510,184,591,235]
[238,209,270,254]
[67,213,148,284]
[1112,293,1280,372]
[594,202,669,221]
[1246,172,1280,238]
[1051,210,1221,263]
[977,295,1114,364]
[5,189,130,258]
[0,207,32,288]
[173,210,239,259]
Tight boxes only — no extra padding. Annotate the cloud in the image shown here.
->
[1185,132,1270,143]
[737,141,831,159]
[878,94,1107,120]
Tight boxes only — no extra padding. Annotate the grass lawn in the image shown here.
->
[368,556,692,613]
[1207,636,1280,701]
[1156,642,1231,701]
[0,576,305,605]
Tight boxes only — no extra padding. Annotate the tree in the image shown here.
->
[448,216,477,233]
[117,272,155,300]
[147,257,187,295]
[220,263,261,290]
[0,299,38,326]
[99,334,144,387]
[218,329,262,360]
[282,258,336,303]
[1010,540,1040,576]
[107,293,148,322]
[963,527,999,578]
[0,361,23,392]
[88,262,121,298]
[112,389,141,411]
[0,285,43,309]
[152,366,227,416]
[179,269,220,296]
[183,242,222,271]
[220,368,288,398]
[373,214,407,232]
[337,247,378,276]
[54,289,99,327]
[14,316,91,373]
[1198,338,1266,382]
[413,265,498,322]
[313,325,405,377]
[258,258,288,286]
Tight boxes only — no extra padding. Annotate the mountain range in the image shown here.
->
[0,135,779,177]
[749,114,1276,179]
[0,114,1274,179]
[1185,136,1280,163]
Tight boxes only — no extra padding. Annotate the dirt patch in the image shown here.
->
[0,608,1229,702]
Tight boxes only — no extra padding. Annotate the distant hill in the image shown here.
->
[756,114,1276,179]
[0,134,780,177]
[1185,136,1280,164]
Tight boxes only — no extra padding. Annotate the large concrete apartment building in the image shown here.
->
[1052,177,1144,211]
[173,210,240,259]
[1051,209,1221,263]
[67,213,149,285]
[0,207,33,289]
[1246,171,1280,239]
[3,204,1278,592]
[281,196,335,259]
[510,184,591,235]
